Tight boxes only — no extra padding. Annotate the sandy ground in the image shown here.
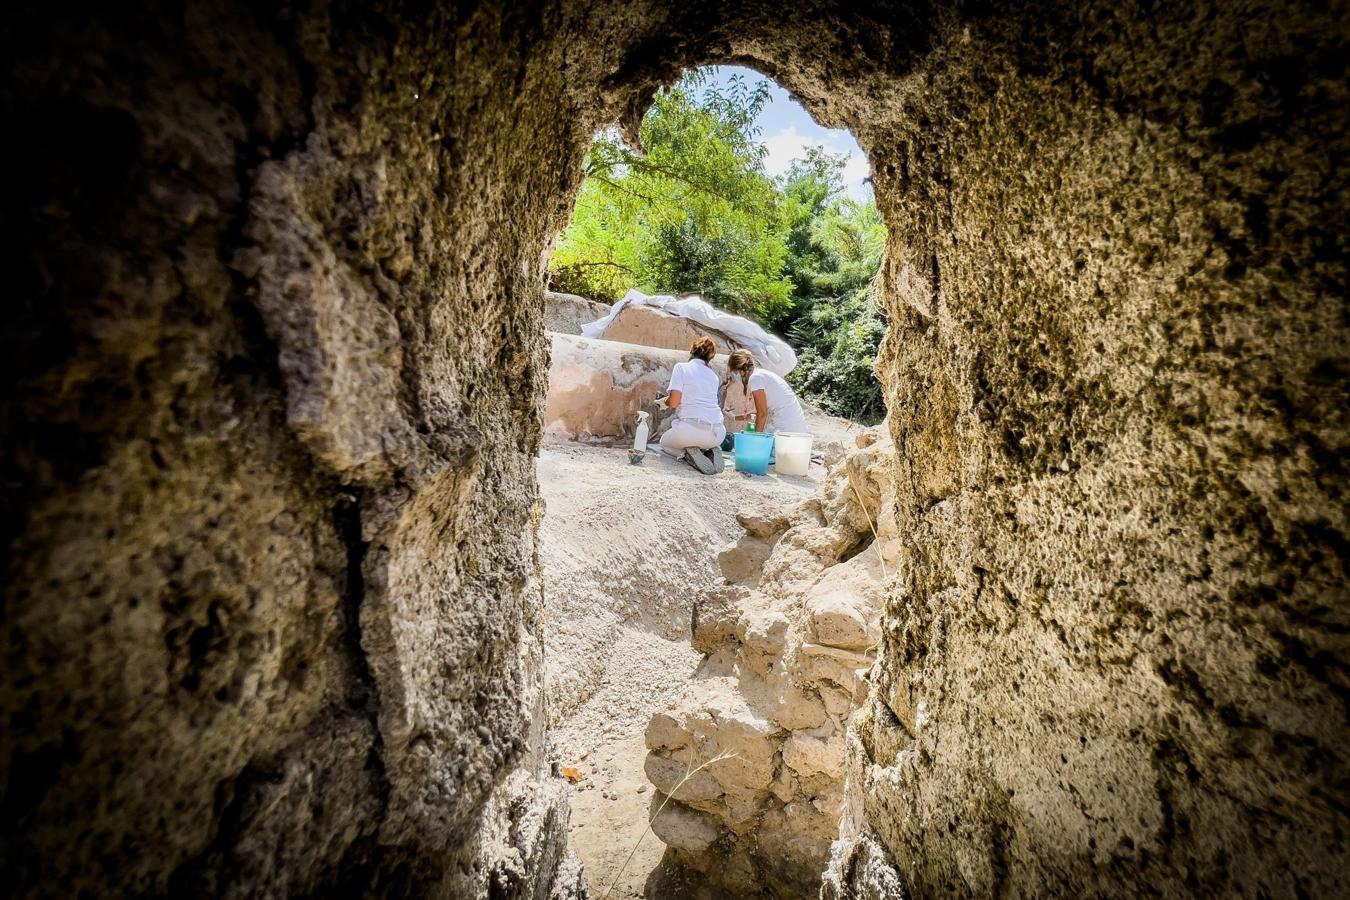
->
[538,434,838,897]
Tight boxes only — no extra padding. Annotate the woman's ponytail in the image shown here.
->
[728,348,755,393]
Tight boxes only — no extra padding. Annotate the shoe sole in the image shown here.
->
[683,449,716,475]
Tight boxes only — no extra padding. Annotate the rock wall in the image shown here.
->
[543,334,690,443]
[544,291,612,336]
[0,1,615,895]
[824,5,1349,897]
[2,0,1344,897]
[639,1,1344,893]
[644,431,897,896]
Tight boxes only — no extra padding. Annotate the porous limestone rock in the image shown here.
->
[0,1,619,894]
[543,291,612,336]
[782,733,848,781]
[649,799,723,854]
[825,5,1348,898]
[807,592,874,651]
[3,0,1343,897]
[643,435,898,895]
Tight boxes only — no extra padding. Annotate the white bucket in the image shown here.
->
[773,431,812,476]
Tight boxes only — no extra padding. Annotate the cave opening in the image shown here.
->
[535,62,891,896]
[1,2,1344,899]
[540,62,887,442]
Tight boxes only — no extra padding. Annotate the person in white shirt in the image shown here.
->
[727,348,809,435]
[659,336,727,474]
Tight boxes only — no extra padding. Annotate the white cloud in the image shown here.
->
[842,153,872,200]
[760,126,815,176]
[760,126,872,201]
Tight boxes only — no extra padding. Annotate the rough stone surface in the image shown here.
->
[1,1,598,894]
[808,590,878,651]
[543,334,688,442]
[543,291,611,336]
[827,5,1350,899]
[649,798,723,854]
[2,0,1344,897]
[643,436,896,896]
[600,303,739,354]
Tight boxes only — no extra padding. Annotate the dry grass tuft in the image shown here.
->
[599,749,740,900]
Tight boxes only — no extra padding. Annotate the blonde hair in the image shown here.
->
[728,348,755,393]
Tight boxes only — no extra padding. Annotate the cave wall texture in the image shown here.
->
[827,3,1349,897]
[1,0,1344,897]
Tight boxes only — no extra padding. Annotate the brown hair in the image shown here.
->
[728,348,755,392]
[689,336,716,362]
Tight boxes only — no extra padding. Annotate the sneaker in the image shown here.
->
[710,445,724,472]
[683,448,716,475]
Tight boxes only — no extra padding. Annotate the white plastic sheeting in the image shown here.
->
[580,289,797,376]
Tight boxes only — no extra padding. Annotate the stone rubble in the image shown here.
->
[643,428,899,896]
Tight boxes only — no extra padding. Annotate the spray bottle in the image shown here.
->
[630,410,651,464]
[633,410,651,450]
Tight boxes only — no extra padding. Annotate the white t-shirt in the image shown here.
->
[748,369,809,433]
[668,359,723,425]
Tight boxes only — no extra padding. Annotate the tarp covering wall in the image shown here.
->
[581,289,797,375]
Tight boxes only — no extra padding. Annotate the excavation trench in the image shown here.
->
[537,431,850,896]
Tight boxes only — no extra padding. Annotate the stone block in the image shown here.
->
[649,799,723,854]
[645,711,690,751]
[645,753,724,803]
[808,590,875,650]
[783,733,848,780]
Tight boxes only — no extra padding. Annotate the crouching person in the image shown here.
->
[727,348,809,436]
[659,337,726,474]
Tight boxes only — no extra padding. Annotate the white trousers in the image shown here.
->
[660,417,726,453]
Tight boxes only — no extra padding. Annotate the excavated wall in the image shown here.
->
[1,1,1344,897]
[0,2,615,895]
[827,6,1349,897]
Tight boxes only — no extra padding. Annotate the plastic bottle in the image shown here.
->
[633,410,650,451]
[745,414,756,433]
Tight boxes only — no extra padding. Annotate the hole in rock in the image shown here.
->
[538,64,889,897]
[837,530,876,565]
[6,5,1343,899]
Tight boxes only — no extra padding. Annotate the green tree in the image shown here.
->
[778,147,846,314]
[786,195,889,423]
[808,197,886,291]
[551,72,793,322]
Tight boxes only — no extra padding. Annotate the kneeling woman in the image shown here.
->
[659,336,727,474]
[727,348,809,435]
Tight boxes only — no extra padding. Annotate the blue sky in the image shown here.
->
[700,65,873,201]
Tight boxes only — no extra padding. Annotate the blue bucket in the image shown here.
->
[733,432,775,475]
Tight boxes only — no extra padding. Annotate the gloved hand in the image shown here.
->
[655,395,671,410]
